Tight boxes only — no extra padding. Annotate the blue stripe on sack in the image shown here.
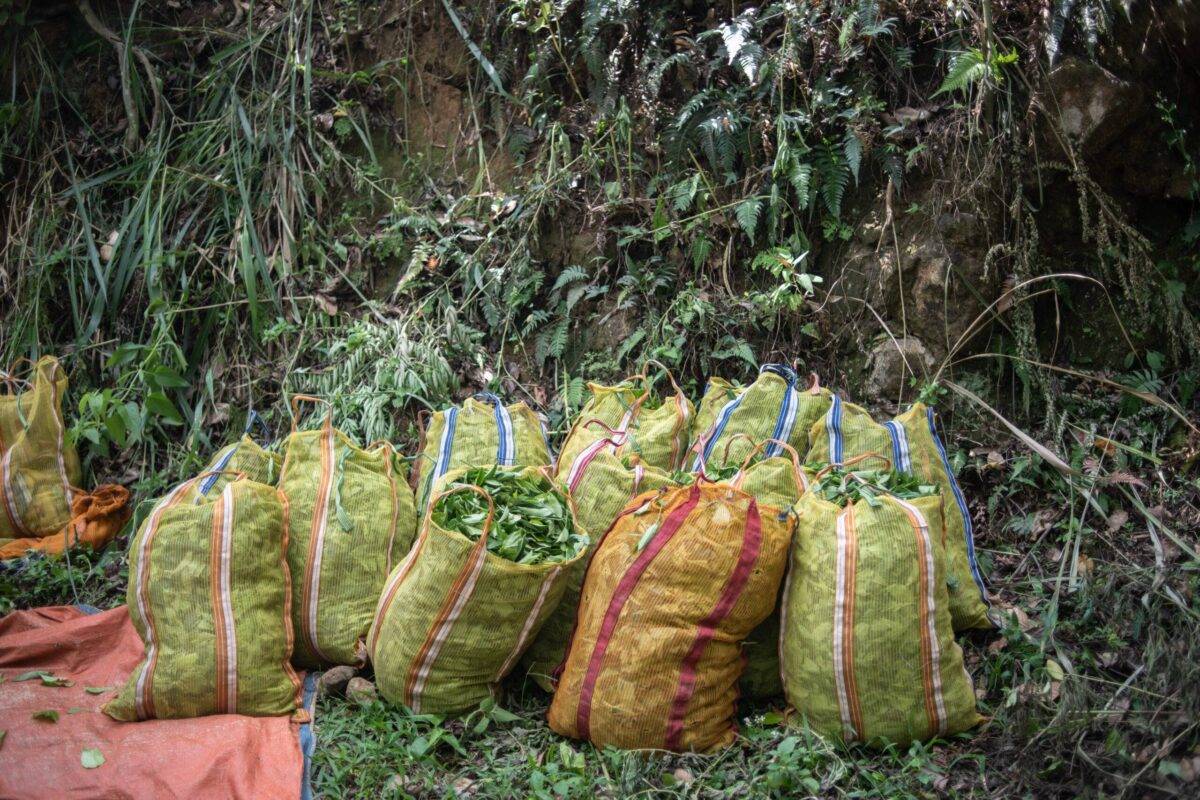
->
[475,392,514,466]
[764,365,799,457]
[199,411,271,497]
[927,407,989,602]
[434,407,459,479]
[198,445,238,497]
[884,420,912,472]
[299,672,319,800]
[825,394,844,464]
[692,391,745,471]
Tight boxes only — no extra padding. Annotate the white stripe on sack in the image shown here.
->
[885,420,912,472]
[306,430,337,661]
[134,482,190,719]
[766,382,799,458]
[1,447,29,534]
[825,398,844,465]
[494,566,562,681]
[566,436,614,493]
[497,402,515,466]
[410,547,488,713]
[832,508,856,741]
[218,486,239,713]
[891,495,947,734]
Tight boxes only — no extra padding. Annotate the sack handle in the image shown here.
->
[812,451,892,480]
[582,417,629,446]
[429,482,496,552]
[289,394,332,433]
[727,435,808,495]
[1,356,63,395]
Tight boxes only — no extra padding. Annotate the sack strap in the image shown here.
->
[727,435,808,496]
[429,483,496,555]
[289,394,332,433]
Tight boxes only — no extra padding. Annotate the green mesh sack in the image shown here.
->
[806,397,992,630]
[558,364,694,473]
[369,469,584,714]
[781,490,981,746]
[0,356,82,538]
[182,413,281,502]
[521,438,677,691]
[413,392,552,510]
[699,436,808,700]
[690,364,831,472]
[279,397,417,668]
[105,473,301,721]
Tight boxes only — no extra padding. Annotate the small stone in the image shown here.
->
[318,666,357,698]
[345,677,377,705]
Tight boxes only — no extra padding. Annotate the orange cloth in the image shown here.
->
[0,605,313,799]
[0,484,131,560]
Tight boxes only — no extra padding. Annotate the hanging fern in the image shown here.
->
[816,140,851,219]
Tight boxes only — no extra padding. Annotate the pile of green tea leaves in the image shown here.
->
[809,464,940,507]
[434,467,587,564]
[671,462,742,485]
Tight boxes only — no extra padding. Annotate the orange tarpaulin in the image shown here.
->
[0,605,317,799]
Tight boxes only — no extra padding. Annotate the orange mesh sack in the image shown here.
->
[520,432,677,691]
[548,480,794,752]
[0,356,82,538]
[557,363,694,473]
[279,397,417,669]
[105,472,301,721]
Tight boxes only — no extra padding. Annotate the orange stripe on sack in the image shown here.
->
[134,483,190,719]
[404,541,487,709]
[277,489,303,709]
[368,524,430,659]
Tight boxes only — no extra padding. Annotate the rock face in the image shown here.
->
[864,336,936,402]
[1040,57,1145,158]
[829,190,999,359]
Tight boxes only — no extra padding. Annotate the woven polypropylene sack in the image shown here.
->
[557,370,694,473]
[719,441,808,700]
[369,468,583,715]
[105,475,301,720]
[520,442,677,691]
[413,393,551,510]
[548,481,794,752]
[182,435,281,503]
[0,356,81,538]
[807,397,992,630]
[690,364,831,472]
[279,398,417,668]
[781,490,981,745]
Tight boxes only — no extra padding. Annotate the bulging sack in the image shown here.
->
[699,436,808,701]
[807,397,992,630]
[183,412,281,503]
[690,364,831,471]
[370,469,584,715]
[105,473,301,721]
[521,432,676,691]
[557,363,694,473]
[279,397,417,668]
[548,480,794,752]
[413,392,551,509]
[781,488,981,746]
[0,356,81,538]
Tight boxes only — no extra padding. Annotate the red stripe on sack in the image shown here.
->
[576,486,701,740]
[663,499,762,750]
